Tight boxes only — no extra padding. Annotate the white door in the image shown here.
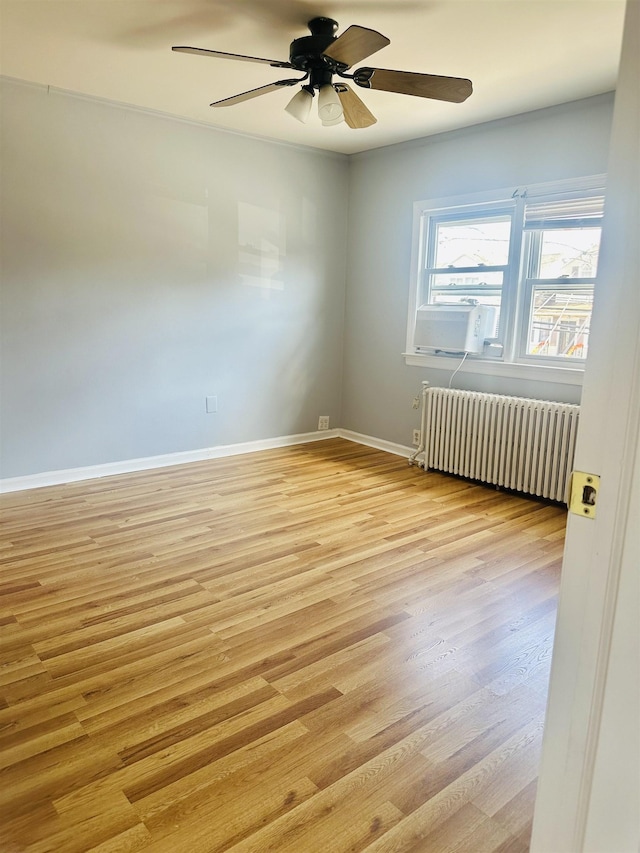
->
[531,2,640,850]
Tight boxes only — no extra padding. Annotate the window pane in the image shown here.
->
[433,216,511,268]
[537,227,601,278]
[526,288,593,359]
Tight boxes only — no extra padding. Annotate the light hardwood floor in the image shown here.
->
[0,439,566,852]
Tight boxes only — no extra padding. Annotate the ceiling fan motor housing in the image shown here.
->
[289,17,345,89]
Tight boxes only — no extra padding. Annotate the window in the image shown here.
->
[520,197,602,362]
[425,212,512,336]
[407,177,605,377]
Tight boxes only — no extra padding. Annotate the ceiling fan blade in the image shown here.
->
[210,79,302,107]
[172,46,292,69]
[336,84,377,129]
[353,68,473,103]
[322,25,390,68]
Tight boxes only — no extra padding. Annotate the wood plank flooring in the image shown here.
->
[0,438,566,852]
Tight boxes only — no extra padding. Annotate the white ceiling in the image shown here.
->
[0,0,626,155]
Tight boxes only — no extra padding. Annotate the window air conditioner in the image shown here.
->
[413,304,497,354]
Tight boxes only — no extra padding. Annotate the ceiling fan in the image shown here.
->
[172,16,473,129]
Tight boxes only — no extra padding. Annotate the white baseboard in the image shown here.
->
[0,429,344,493]
[0,429,414,494]
[338,429,414,459]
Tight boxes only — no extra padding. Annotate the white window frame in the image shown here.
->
[405,175,606,386]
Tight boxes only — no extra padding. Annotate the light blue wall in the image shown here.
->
[0,81,616,479]
[342,94,615,447]
[0,80,349,478]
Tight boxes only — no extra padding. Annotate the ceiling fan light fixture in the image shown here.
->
[284,86,313,123]
[174,17,474,133]
[317,84,343,124]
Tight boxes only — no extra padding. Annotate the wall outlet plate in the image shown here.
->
[206,396,218,413]
[318,416,330,431]
[412,429,421,446]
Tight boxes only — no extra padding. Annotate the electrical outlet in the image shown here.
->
[412,429,421,446]
[318,416,330,431]
[412,396,421,409]
[206,396,218,413]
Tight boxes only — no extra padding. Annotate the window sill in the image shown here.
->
[403,352,584,386]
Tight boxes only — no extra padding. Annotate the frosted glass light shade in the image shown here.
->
[322,113,344,127]
[285,88,313,123]
[317,85,343,123]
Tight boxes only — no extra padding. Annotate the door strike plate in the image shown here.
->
[569,471,600,519]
